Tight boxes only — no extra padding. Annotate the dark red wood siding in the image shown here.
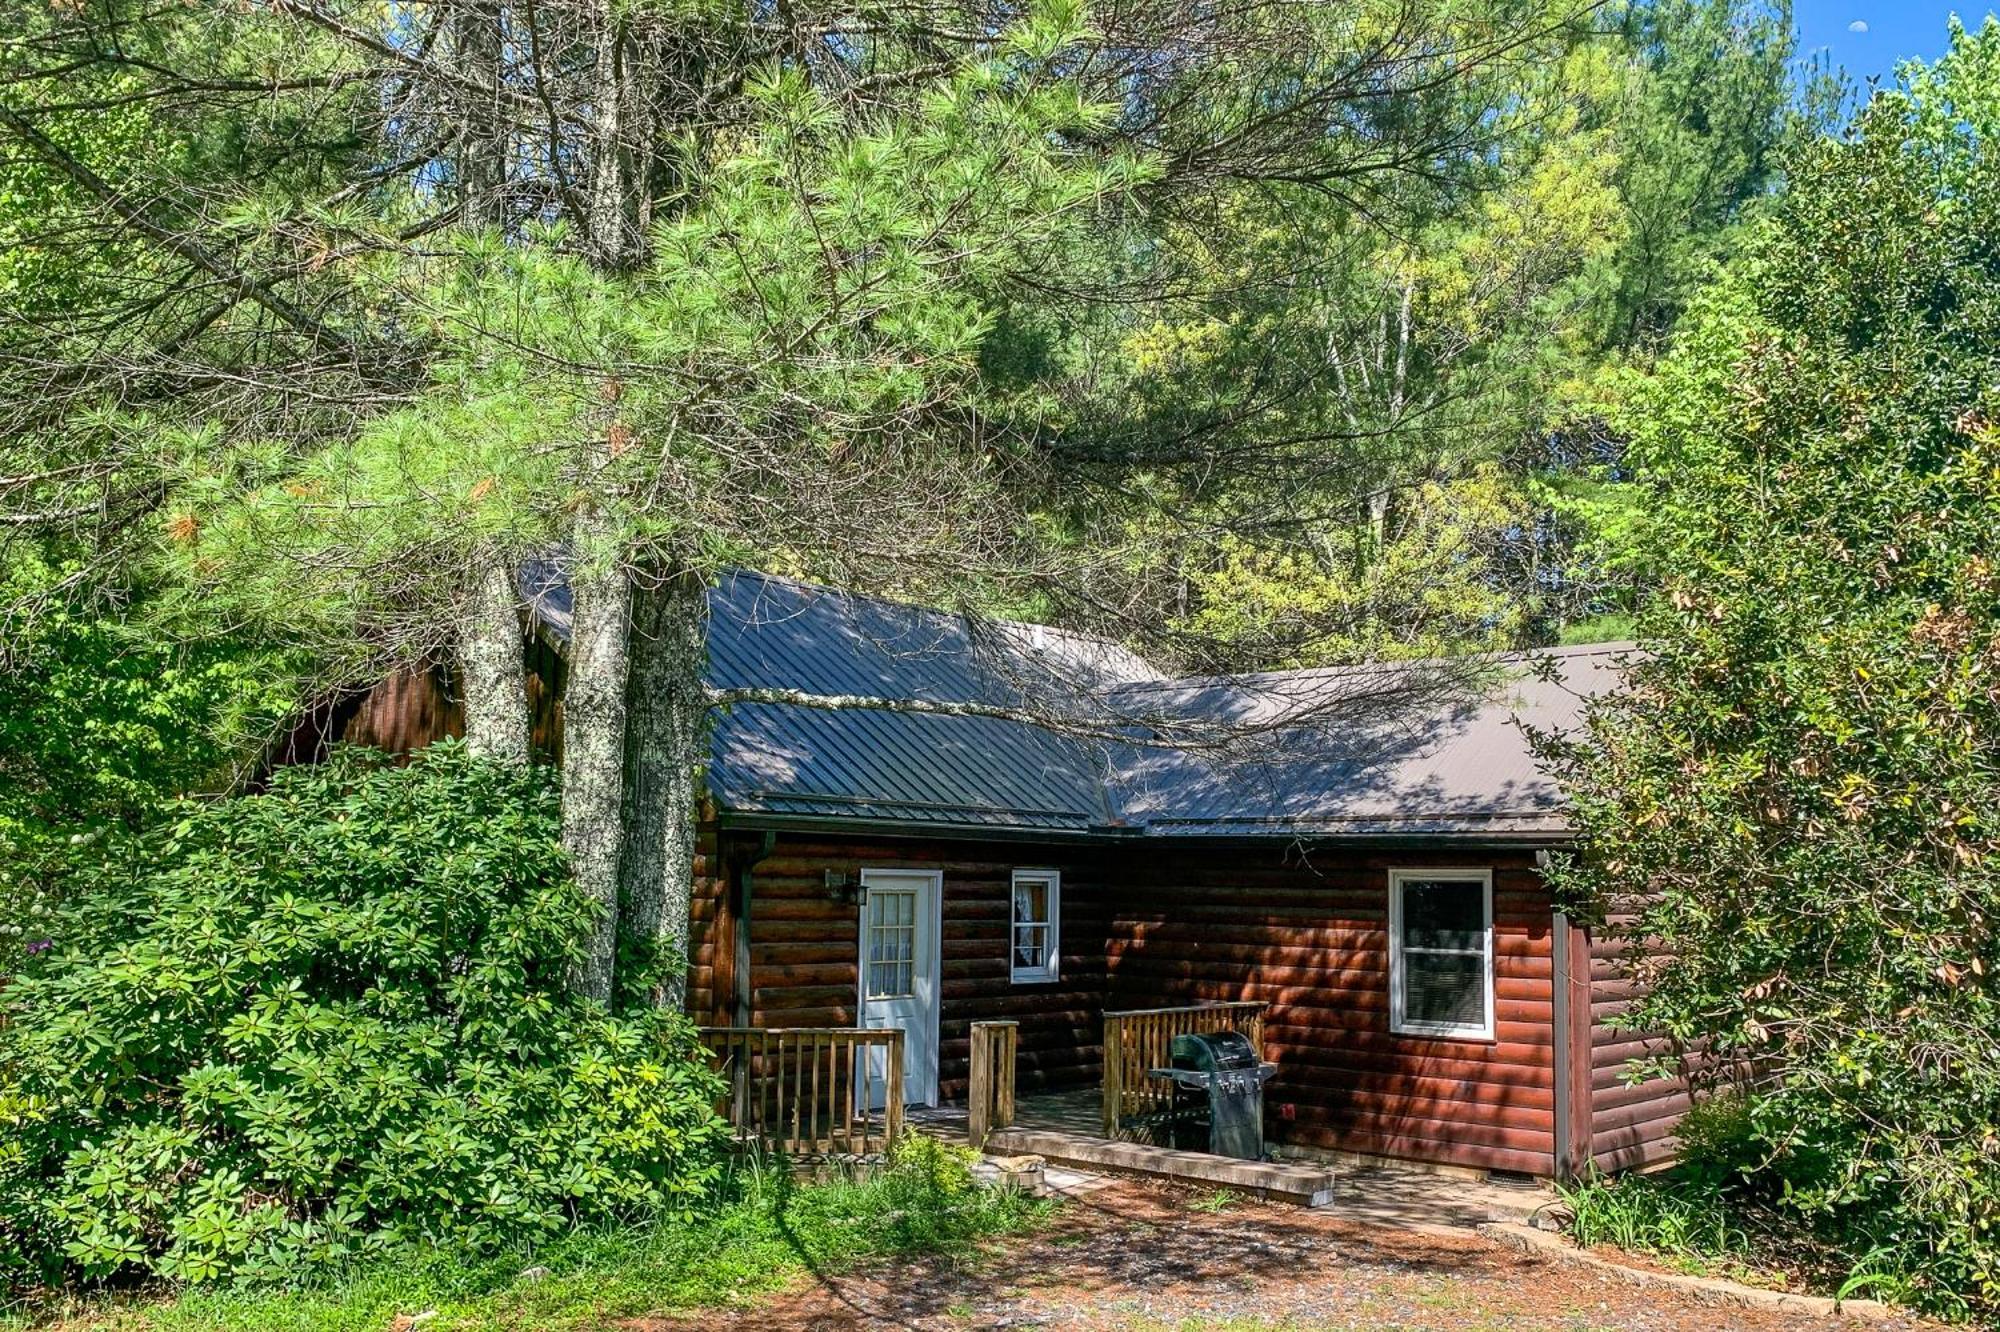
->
[1585,922,1690,1171]
[1102,845,1558,1176]
[269,664,464,768]
[718,830,1565,1175]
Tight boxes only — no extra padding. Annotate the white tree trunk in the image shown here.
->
[618,566,709,1010]
[459,559,530,763]
[562,535,632,1003]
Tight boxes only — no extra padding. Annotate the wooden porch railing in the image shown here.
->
[1101,1001,1268,1139]
[698,1027,904,1159]
[966,1020,1018,1149]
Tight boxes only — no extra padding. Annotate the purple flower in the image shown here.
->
[25,939,52,956]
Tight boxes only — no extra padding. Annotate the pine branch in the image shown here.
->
[0,100,356,355]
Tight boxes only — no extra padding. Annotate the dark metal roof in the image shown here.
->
[1106,646,1621,840]
[525,565,1155,833]
[522,563,1627,842]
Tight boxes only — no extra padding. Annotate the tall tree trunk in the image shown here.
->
[562,534,632,1003]
[619,565,709,1010]
[453,0,507,230]
[588,0,643,271]
[460,559,530,763]
[556,0,654,1002]
[1368,488,1390,549]
[449,5,525,764]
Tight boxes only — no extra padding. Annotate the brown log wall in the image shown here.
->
[719,832,1571,1176]
[269,664,465,769]
[713,833,1113,1102]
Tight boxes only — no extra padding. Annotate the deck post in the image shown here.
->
[968,1020,1019,1149]
[996,1022,1017,1128]
[968,1024,991,1148]
[885,1027,905,1148]
[1102,1011,1124,1138]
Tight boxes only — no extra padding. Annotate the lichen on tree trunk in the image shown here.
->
[561,533,632,1004]
[459,559,529,765]
[618,564,709,1011]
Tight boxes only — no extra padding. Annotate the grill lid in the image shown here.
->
[1170,1029,1259,1072]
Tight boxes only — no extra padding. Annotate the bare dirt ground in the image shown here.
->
[638,1178,1936,1332]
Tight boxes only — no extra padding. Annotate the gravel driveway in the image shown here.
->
[639,1177,1937,1331]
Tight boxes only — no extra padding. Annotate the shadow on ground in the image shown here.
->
[626,1177,1914,1331]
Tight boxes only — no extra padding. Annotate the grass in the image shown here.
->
[2,1139,1051,1332]
[1184,1188,1239,1215]
[1558,1170,1988,1321]
[1555,1169,1798,1292]
[1557,1171,1749,1268]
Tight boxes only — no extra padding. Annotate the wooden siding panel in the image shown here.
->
[685,826,725,1023]
[731,834,1114,1102]
[1587,926,1691,1171]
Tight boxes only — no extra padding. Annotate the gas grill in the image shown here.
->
[1148,1029,1279,1160]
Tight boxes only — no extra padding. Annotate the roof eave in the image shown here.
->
[712,806,1572,848]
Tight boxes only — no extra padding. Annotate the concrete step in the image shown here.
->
[984,1126,1338,1207]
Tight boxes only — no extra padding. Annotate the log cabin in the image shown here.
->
[290,568,1687,1180]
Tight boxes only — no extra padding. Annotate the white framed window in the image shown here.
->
[1389,869,1494,1040]
[1010,869,1060,983]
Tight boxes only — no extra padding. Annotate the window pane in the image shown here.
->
[1402,879,1485,951]
[1403,951,1486,1029]
[1013,924,1048,972]
[1013,880,1047,926]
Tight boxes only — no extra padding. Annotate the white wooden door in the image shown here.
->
[858,869,941,1108]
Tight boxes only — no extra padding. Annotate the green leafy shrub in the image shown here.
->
[2,1134,1049,1329]
[0,597,303,973]
[0,744,725,1286]
[776,1135,1029,1257]
[1541,21,2000,1320]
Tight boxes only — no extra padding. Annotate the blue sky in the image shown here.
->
[1795,1,1997,87]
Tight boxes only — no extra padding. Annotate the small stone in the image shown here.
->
[388,1313,438,1331]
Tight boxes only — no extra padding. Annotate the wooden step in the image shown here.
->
[983,1126,1338,1207]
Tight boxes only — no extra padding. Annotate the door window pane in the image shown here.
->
[866,889,916,999]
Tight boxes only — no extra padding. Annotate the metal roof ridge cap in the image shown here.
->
[1122,640,1643,694]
